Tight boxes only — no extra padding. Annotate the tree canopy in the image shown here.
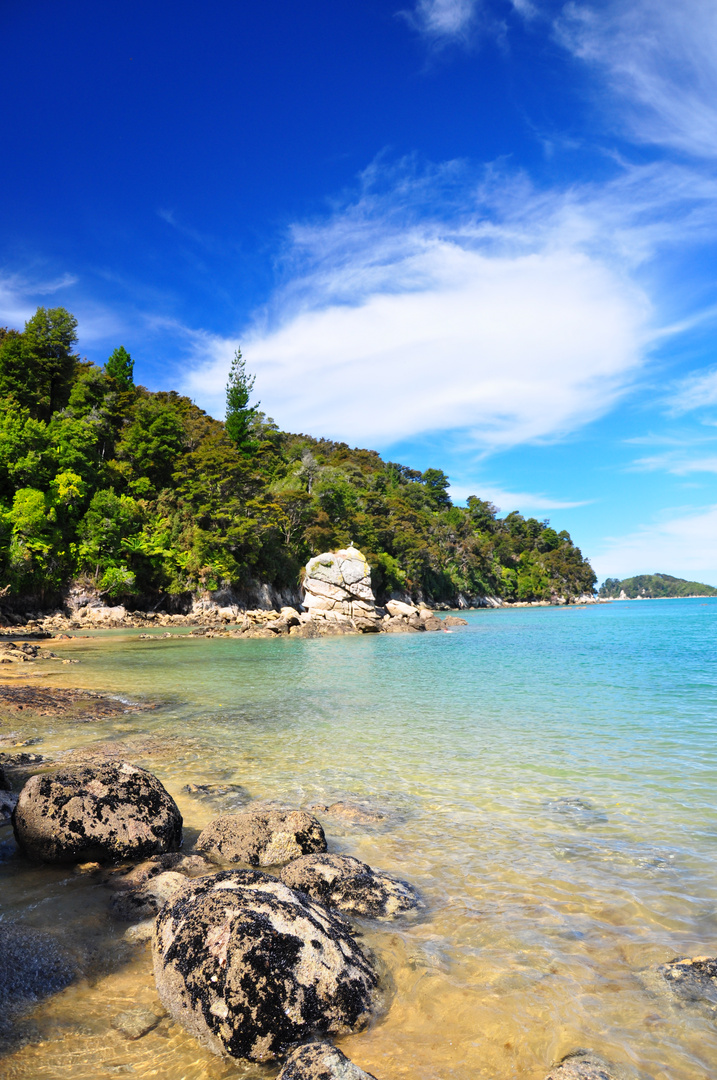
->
[0,308,597,605]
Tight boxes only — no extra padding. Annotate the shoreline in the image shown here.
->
[0,592,606,640]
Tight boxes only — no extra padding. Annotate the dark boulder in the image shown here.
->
[278,1042,379,1080]
[152,870,381,1062]
[0,788,18,823]
[281,853,422,920]
[195,809,326,867]
[12,761,182,863]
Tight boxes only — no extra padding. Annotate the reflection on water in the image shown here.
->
[2,599,717,1079]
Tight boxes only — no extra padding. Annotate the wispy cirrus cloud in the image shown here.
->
[632,452,717,476]
[0,269,78,329]
[556,0,717,159]
[447,481,591,511]
[409,0,717,162]
[667,366,717,415]
[403,0,480,43]
[0,267,138,351]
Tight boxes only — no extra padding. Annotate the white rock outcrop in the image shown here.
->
[385,599,417,618]
[302,546,376,617]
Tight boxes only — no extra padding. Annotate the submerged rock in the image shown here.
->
[656,954,717,1012]
[105,850,212,890]
[111,1006,164,1040]
[110,869,188,921]
[309,801,387,825]
[0,924,77,1025]
[12,762,183,863]
[195,809,326,867]
[107,850,214,920]
[152,870,381,1062]
[543,1050,630,1080]
[277,1042,379,1080]
[182,781,250,812]
[280,853,422,920]
[546,796,608,827]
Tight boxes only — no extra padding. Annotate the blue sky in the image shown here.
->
[3,0,717,584]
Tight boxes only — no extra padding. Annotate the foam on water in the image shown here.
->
[1,599,717,1079]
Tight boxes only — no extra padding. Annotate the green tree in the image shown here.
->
[105,346,134,390]
[0,308,79,419]
[78,489,142,573]
[421,468,452,510]
[225,348,258,452]
[113,396,187,495]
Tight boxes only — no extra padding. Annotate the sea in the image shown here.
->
[1,598,717,1080]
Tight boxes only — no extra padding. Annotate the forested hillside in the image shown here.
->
[599,574,717,599]
[0,308,596,607]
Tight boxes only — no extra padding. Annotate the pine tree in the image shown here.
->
[225,348,258,452]
[105,346,134,390]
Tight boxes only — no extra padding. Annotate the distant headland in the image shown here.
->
[599,573,717,599]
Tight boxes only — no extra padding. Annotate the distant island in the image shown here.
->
[599,574,717,599]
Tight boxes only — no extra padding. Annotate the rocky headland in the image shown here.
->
[0,545,474,643]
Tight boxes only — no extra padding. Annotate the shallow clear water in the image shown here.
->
[2,599,717,1079]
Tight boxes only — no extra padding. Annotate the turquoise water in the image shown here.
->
[2,599,717,1080]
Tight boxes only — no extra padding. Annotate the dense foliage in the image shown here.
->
[0,308,596,606]
[599,574,717,599]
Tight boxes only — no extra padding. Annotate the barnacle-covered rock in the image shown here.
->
[280,853,421,920]
[543,1050,631,1080]
[277,1042,379,1080]
[152,870,381,1061]
[12,762,182,863]
[195,809,326,867]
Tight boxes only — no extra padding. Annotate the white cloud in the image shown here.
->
[0,270,77,329]
[447,481,591,512]
[0,268,132,353]
[557,0,717,159]
[591,503,717,582]
[405,0,479,41]
[668,366,717,415]
[632,452,717,476]
[180,154,717,450]
[184,238,649,448]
